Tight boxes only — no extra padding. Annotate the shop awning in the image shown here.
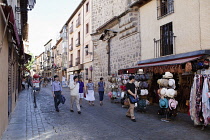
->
[1,5,20,46]
[118,55,204,74]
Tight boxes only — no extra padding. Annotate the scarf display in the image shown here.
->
[190,74,210,126]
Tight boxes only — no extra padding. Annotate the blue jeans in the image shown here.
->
[99,91,104,101]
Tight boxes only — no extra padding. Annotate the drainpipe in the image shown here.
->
[107,39,111,75]
[138,7,142,62]
[82,3,85,65]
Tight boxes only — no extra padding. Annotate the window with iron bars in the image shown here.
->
[154,22,175,57]
[157,0,174,19]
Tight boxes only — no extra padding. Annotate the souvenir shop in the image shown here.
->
[118,50,210,125]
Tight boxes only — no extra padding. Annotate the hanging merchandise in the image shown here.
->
[190,74,210,128]
[157,72,178,122]
[136,69,150,113]
[109,74,130,103]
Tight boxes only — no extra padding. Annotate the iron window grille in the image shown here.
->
[157,0,174,19]
[154,22,176,58]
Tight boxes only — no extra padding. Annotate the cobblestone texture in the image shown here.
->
[1,85,210,140]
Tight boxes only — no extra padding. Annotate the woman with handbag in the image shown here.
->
[126,76,137,122]
[85,79,95,106]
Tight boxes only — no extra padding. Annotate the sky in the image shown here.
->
[28,0,81,56]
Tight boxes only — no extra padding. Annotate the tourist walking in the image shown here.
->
[85,79,95,106]
[52,75,62,112]
[69,76,81,114]
[126,76,137,122]
[78,78,84,107]
[22,76,26,90]
[27,75,32,89]
[98,77,105,106]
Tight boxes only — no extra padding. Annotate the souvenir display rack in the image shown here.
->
[157,72,178,122]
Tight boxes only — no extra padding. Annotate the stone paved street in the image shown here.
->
[1,85,210,140]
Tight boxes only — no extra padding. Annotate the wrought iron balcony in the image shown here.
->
[154,33,176,58]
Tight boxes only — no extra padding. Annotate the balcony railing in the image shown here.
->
[69,26,73,34]
[75,39,80,47]
[76,18,81,27]
[154,33,176,58]
[157,0,174,19]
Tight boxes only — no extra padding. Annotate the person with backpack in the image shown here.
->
[98,77,105,106]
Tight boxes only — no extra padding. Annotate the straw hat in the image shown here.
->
[160,88,167,97]
[163,72,173,79]
[168,79,176,89]
[166,89,176,98]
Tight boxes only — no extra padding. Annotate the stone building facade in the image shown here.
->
[91,1,141,90]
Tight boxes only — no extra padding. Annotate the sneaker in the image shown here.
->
[70,110,74,112]
[56,109,59,112]
[78,111,81,114]
[131,119,136,122]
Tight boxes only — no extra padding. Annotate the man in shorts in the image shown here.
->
[78,78,84,107]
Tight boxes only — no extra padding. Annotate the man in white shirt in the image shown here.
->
[69,76,81,114]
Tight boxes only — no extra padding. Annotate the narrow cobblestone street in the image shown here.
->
[2,85,210,140]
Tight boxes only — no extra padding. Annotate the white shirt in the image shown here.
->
[69,82,79,96]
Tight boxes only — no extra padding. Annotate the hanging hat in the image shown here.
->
[166,89,177,98]
[108,92,113,98]
[169,99,178,110]
[137,69,144,74]
[134,81,139,88]
[168,79,176,89]
[162,79,169,87]
[160,88,167,97]
[157,88,162,95]
[164,72,173,79]
[157,79,161,85]
[123,80,128,85]
[135,75,140,81]
[159,98,169,108]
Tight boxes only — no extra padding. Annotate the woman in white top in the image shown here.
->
[85,79,95,106]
